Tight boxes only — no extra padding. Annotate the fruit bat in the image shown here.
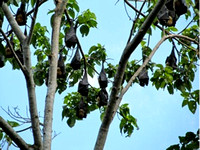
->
[195,0,199,10]
[5,35,14,58]
[76,98,87,119]
[16,50,24,65]
[0,13,3,28]
[70,47,81,70]
[157,5,176,26]
[0,54,5,68]
[138,68,149,87]
[98,62,108,88]
[78,71,89,96]
[174,0,187,16]
[15,3,27,26]
[65,23,78,49]
[57,53,66,78]
[97,88,108,107]
[165,46,177,69]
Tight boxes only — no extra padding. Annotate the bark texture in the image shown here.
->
[43,0,68,150]
[2,3,43,149]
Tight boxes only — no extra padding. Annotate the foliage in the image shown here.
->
[0,0,199,149]
[166,130,199,150]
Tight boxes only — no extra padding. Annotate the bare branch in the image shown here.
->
[0,117,29,150]
[16,126,32,133]
[27,0,40,44]
[26,0,48,16]
[94,0,167,149]
[1,3,26,42]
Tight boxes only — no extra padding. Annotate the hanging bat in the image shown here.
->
[157,5,176,26]
[5,35,14,58]
[70,47,81,70]
[165,46,177,69]
[0,13,3,28]
[174,0,187,16]
[78,71,89,96]
[98,62,108,88]
[195,0,199,10]
[0,54,5,68]
[76,98,87,119]
[65,23,78,49]
[97,88,108,107]
[57,53,66,78]
[16,49,24,65]
[138,68,149,87]
[15,3,27,26]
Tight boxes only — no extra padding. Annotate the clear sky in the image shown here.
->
[0,0,199,150]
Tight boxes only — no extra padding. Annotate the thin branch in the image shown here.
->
[26,0,48,16]
[126,0,146,44]
[0,28,28,77]
[27,0,40,44]
[120,34,196,100]
[178,16,195,34]
[0,117,29,150]
[77,39,87,72]
[16,126,32,133]
[1,3,26,42]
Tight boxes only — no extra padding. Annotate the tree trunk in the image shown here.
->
[43,0,68,150]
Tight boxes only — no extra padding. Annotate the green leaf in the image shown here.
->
[119,118,126,133]
[166,144,180,150]
[80,25,89,37]
[67,117,76,128]
[100,111,105,121]
[31,0,36,7]
[188,101,197,114]
[0,131,3,140]
[68,8,75,19]
[167,84,174,95]
[168,26,178,32]
[7,121,19,128]
[182,100,188,107]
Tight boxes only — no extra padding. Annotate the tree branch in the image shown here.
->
[94,0,166,149]
[43,0,68,149]
[0,117,29,150]
[1,3,26,42]
[0,28,28,76]
[119,34,197,105]
[22,40,43,149]
[27,0,40,44]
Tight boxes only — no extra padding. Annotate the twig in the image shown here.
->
[16,126,32,133]
[77,39,87,72]
[26,0,48,16]
[27,0,40,44]
[126,0,146,44]
[178,16,195,34]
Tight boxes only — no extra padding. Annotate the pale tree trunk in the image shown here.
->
[94,0,167,149]
[43,0,68,150]
[2,2,43,149]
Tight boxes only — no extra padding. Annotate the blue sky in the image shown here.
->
[0,0,199,150]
